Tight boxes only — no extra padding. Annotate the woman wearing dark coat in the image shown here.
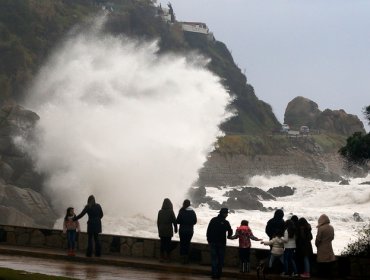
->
[75,195,103,257]
[297,217,313,278]
[157,198,177,262]
[176,199,197,263]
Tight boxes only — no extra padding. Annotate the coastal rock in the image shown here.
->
[339,179,350,185]
[0,182,57,228]
[267,186,295,197]
[284,96,365,136]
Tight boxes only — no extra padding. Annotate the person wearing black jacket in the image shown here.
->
[74,195,103,257]
[176,199,197,263]
[206,208,233,279]
[265,209,285,239]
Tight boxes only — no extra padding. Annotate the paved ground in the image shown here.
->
[0,244,342,279]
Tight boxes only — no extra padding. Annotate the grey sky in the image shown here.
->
[158,0,370,131]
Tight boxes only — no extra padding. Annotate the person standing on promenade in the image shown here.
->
[157,198,177,262]
[63,207,80,256]
[74,195,103,257]
[230,219,261,273]
[206,208,233,279]
[315,214,335,278]
[297,217,313,278]
[176,199,197,264]
[265,209,285,240]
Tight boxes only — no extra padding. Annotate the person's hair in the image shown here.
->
[87,195,96,207]
[64,207,74,220]
[298,217,309,227]
[182,199,190,209]
[286,219,296,238]
[291,215,299,225]
[241,220,249,226]
[161,198,173,210]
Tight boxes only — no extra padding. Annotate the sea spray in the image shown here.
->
[20,19,232,220]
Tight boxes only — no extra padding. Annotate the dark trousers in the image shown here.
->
[209,242,225,278]
[160,237,172,254]
[87,232,101,257]
[239,247,251,263]
[67,230,76,250]
[179,231,193,256]
[317,261,334,278]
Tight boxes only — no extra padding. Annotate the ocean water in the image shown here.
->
[64,173,370,255]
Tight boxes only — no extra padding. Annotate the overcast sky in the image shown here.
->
[158,0,370,131]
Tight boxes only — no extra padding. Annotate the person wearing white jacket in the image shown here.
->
[282,220,298,277]
[261,232,284,269]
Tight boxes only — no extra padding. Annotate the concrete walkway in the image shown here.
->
[0,244,338,279]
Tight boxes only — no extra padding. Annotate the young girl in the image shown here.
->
[230,220,261,273]
[261,231,285,270]
[63,207,80,256]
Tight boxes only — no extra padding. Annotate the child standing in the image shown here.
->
[230,220,261,273]
[63,207,80,256]
[282,220,298,277]
[261,231,285,271]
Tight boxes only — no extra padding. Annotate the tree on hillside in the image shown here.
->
[339,105,370,164]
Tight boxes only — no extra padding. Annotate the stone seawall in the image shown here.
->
[0,224,365,278]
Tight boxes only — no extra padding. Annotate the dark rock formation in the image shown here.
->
[339,179,350,185]
[267,186,295,197]
[284,96,365,136]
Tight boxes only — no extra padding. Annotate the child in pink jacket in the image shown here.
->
[230,220,261,272]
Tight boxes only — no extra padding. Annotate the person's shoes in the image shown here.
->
[291,273,299,277]
[280,272,289,277]
[67,249,72,256]
[300,272,311,278]
[70,249,75,257]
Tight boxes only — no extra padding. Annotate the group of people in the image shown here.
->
[62,195,103,257]
[62,196,336,279]
[157,199,336,279]
[157,198,197,263]
[262,209,336,278]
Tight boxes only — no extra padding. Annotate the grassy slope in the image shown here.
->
[0,267,74,280]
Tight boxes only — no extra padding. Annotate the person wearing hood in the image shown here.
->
[315,214,335,278]
[176,199,197,264]
[74,195,103,257]
[265,209,285,240]
[206,208,233,279]
[157,198,177,262]
[230,220,261,273]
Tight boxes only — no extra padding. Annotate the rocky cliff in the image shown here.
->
[284,96,365,135]
[197,133,368,187]
[0,104,56,227]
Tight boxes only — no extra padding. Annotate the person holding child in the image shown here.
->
[63,207,80,256]
[230,220,262,273]
[74,195,104,257]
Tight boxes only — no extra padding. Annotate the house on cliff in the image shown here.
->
[180,21,215,40]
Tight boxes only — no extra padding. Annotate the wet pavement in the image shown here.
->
[0,245,337,279]
[0,254,217,279]
[0,244,242,280]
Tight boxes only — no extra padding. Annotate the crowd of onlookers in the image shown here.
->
[62,196,335,279]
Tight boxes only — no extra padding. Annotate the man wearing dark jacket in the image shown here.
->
[265,209,285,239]
[206,208,233,279]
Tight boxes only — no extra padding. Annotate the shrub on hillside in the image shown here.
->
[341,223,370,257]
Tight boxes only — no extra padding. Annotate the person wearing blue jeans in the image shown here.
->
[206,208,233,279]
[282,220,298,277]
